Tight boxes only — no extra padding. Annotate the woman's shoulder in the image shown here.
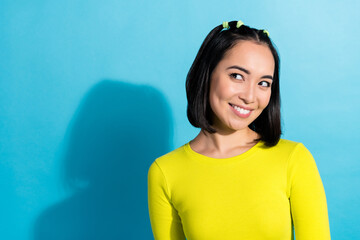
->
[276,138,301,148]
[151,143,189,168]
[265,138,310,156]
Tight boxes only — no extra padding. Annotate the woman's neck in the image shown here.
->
[190,127,260,157]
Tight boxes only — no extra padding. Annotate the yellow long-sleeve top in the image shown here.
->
[148,139,331,240]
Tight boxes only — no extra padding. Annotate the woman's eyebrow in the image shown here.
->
[226,65,273,80]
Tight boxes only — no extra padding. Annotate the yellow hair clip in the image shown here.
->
[222,21,229,29]
[263,29,270,37]
[236,20,244,28]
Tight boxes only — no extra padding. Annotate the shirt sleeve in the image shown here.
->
[148,161,186,240]
[287,143,331,240]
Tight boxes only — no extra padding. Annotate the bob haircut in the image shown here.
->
[186,21,281,147]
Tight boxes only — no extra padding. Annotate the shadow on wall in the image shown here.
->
[33,80,173,239]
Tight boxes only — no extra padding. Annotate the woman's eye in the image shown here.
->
[230,73,243,80]
[259,81,271,87]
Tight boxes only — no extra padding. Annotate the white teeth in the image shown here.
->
[232,104,250,114]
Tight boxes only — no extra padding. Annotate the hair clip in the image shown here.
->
[222,21,229,29]
[236,20,244,28]
[263,29,270,37]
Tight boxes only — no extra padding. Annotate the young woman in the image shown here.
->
[148,20,331,240]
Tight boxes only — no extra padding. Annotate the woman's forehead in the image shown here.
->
[219,41,275,74]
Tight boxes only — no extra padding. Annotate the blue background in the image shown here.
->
[1,0,359,239]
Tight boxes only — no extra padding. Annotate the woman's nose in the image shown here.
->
[238,83,255,104]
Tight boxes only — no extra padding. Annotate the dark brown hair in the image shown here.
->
[186,21,281,146]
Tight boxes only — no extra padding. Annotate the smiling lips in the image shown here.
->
[229,103,253,118]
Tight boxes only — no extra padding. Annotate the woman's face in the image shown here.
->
[209,40,275,132]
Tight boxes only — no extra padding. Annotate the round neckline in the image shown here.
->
[183,140,264,164]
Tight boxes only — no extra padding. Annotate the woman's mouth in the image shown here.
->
[229,103,252,118]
